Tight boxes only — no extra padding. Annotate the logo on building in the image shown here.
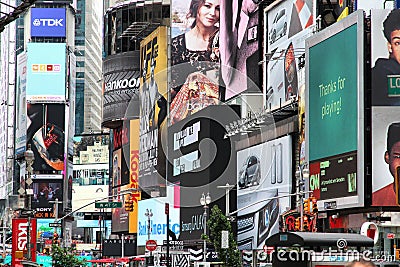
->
[32,18,64,27]
[31,8,66,37]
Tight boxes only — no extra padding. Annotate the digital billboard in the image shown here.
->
[170,0,220,123]
[31,8,66,37]
[167,105,239,241]
[137,186,180,246]
[103,52,140,126]
[26,43,66,101]
[26,104,65,172]
[306,11,364,210]
[32,179,63,219]
[16,52,27,156]
[139,27,167,197]
[236,136,292,250]
[371,9,400,206]
[129,119,141,234]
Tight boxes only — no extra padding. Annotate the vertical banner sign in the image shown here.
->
[139,26,168,197]
[129,119,141,234]
[15,52,27,156]
[12,218,37,266]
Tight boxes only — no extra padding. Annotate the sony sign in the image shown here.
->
[31,8,66,37]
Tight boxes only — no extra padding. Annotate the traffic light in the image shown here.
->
[311,197,318,213]
[294,217,300,230]
[303,198,311,212]
[53,232,59,245]
[125,198,134,212]
[303,216,309,231]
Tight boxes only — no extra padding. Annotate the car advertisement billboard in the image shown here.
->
[26,43,66,102]
[306,11,364,210]
[103,52,140,126]
[16,52,27,156]
[27,104,65,172]
[32,179,63,219]
[137,186,180,246]
[236,135,292,250]
[167,105,239,241]
[139,27,167,197]
[31,8,66,37]
[371,9,400,206]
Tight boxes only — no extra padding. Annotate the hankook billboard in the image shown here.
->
[306,11,364,210]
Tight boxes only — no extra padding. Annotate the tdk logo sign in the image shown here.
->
[31,8,66,37]
[33,18,63,27]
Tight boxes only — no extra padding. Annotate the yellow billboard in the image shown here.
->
[129,119,141,233]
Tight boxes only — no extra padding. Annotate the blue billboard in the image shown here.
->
[31,8,66,37]
[26,43,66,101]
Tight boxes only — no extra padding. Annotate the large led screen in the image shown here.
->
[236,136,292,250]
[27,104,65,172]
[306,11,364,210]
[32,179,63,219]
[371,9,400,206]
[26,43,66,101]
[139,27,168,197]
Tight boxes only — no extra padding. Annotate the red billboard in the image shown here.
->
[12,218,37,266]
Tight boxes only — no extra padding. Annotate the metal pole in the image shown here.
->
[203,206,207,262]
[121,234,124,258]
[166,212,170,267]
[54,198,59,246]
[217,183,234,217]
[27,167,32,260]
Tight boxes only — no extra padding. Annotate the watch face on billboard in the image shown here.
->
[31,8,66,37]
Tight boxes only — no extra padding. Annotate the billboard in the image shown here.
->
[72,185,109,213]
[103,51,140,126]
[12,218,37,266]
[73,134,109,164]
[16,52,27,156]
[306,11,364,210]
[129,119,141,234]
[137,186,180,246]
[236,136,292,250]
[170,1,220,123]
[37,219,62,240]
[264,0,313,111]
[371,9,400,206]
[67,52,76,156]
[139,27,168,197]
[32,179,63,218]
[167,105,239,241]
[26,43,66,101]
[31,8,66,37]
[26,104,65,172]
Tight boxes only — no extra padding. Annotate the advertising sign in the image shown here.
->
[139,27,168,197]
[306,11,364,210]
[12,218,37,266]
[26,43,66,101]
[67,52,76,156]
[137,186,180,246]
[170,2,219,123]
[129,119,141,234]
[236,136,292,250]
[32,179,63,218]
[103,52,140,126]
[370,9,400,206]
[26,104,65,172]
[15,52,27,156]
[37,219,62,240]
[72,185,109,213]
[31,8,66,37]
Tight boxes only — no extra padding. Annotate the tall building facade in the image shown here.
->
[75,0,104,135]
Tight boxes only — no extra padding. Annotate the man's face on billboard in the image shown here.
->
[388,29,400,64]
[385,140,400,178]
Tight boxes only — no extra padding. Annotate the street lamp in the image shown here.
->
[295,165,309,231]
[24,144,34,260]
[145,208,153,260]
[200,192,211,262]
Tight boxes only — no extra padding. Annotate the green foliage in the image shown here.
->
[51,245,86,267]
[207,205,242,267]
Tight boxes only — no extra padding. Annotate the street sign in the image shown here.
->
[49,223,62,228]
[95,202,122,208]
[387,233,395,239]
[146,240,157,251]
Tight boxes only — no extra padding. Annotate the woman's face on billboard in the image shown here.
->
[197,0,220,29]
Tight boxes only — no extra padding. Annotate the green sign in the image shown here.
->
[388,75,400,96]
[309,24,358,161]
[95,202,122,208]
